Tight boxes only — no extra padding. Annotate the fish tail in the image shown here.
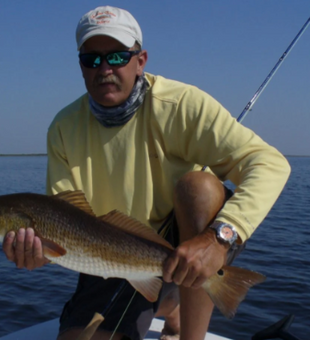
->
[203,265,266,319]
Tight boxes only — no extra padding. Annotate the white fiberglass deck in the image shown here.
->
[0,318,232,340]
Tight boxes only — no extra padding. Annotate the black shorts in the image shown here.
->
[58,188,245,340]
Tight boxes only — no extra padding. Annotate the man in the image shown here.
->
[3,5,290,340]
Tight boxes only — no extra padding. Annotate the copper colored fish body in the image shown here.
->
[0,191,266,318]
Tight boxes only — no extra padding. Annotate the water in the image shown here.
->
[0,155,309,339]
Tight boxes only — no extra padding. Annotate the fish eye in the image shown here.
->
[217,269,224,276]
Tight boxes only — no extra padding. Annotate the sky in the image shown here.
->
[0,1,309,156]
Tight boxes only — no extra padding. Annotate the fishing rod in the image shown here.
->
[238,16,310,123]
[76,17,310,340]
[202,16,310,172]
[76,281,128,340]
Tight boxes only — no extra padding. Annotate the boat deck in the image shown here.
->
[0,318,232,340]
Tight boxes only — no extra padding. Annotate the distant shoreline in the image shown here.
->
[0,154,47,157]
[0,154,309,157]
[285,155,310,157]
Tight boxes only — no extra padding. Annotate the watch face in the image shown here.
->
[220,226,234,241]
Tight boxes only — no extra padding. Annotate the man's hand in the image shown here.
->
[2,228,50,270]
[163,229,229,289]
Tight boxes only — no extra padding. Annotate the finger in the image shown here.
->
[191,275,208,289]
[171,258,189,286]
[33,236,47,267]
[163,252,179,283]
[24,228,35,270]
[2,231,16,261]
[15,228,26,268]
[180,265,200,288]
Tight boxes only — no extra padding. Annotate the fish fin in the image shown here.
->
[32,218,66,257]
[41,238,67,257]
[203,265,266,319]
[52,190,95,216]
[128,277,163,302]
[99,210,174,250]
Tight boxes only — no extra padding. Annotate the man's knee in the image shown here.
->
[174,171,226,209]
[173,171,227,236]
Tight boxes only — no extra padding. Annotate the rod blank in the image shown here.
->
[237,17,310,123]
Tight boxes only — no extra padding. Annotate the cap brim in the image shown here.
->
[77,28,136,50]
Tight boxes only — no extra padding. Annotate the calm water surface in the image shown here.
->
[0,155,309,339]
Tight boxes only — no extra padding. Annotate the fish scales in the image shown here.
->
[0,190,266,318]
[0,193,168,279]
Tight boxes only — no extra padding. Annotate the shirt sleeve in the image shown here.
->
[170,86,291,243]
[46,121,77,196]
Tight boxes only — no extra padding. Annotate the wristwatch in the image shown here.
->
[210,222,238,245]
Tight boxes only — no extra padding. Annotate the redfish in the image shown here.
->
[0,190,265,318]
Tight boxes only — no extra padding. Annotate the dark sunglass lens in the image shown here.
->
[106,52,131,66]
[80,54,102,68]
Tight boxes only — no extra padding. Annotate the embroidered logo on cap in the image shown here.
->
[89,10,116,25]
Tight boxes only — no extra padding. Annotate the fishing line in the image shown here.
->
[102,280,128,316]
[76,280,127,340]
[108,290,137,340]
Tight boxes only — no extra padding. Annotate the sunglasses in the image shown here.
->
[79,50,141,68]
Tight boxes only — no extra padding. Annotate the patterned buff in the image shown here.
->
[88,74,148,127]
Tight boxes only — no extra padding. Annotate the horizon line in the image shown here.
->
[0,153,309,158]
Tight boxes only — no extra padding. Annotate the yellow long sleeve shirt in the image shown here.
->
[46,72,290,243]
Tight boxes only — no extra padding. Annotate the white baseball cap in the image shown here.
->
[76,6,143,50]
